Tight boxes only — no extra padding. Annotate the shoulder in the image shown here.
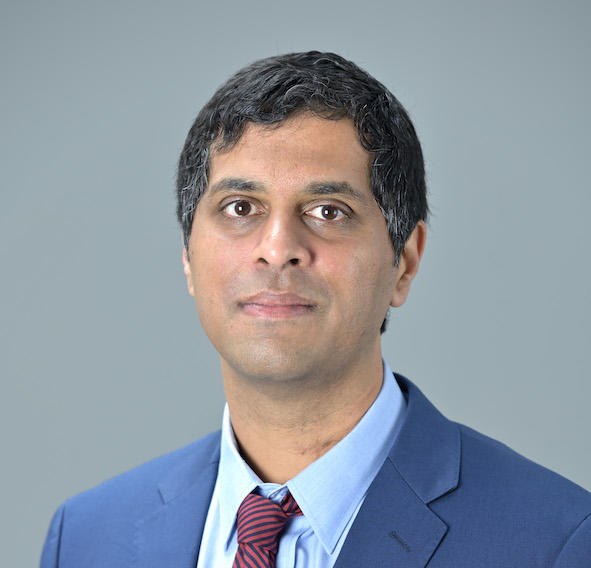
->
[397,372,591,518]
[438,420,591,559]
[58,430,220,526]
[456,421,591,508]
[391,403,591,565]
[41,431,221,567]
[395,369,591,562]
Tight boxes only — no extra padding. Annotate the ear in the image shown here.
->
[182,245,195,297]
[390,220,427,308]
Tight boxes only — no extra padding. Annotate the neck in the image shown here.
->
[222,345,384,484]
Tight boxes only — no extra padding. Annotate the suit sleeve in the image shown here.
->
[553,512,591,567]
[40,503,65,568]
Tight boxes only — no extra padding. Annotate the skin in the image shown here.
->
[182,114,426,483]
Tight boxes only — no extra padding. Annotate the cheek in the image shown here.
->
[191,234,250,310]
[319,249,369,303]
[190,235,226,306]
[322,246,394,318]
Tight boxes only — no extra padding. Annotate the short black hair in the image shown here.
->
[176,51,429,334]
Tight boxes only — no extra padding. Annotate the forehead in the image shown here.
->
[206,115,372,197]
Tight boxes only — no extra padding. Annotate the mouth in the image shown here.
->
[238,303,317,319]
[237,291,318,319]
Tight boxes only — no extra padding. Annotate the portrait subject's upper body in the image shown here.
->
[41,51,591,567]
[196,358,406,567]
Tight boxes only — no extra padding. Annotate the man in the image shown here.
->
[41,51,591,567]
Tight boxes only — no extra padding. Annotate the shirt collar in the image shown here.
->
[216,357,407,555]
[217,406,262,552]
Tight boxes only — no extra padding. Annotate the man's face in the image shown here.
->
[183,114,404,384]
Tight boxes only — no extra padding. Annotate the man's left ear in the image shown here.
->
[390,220,427,308]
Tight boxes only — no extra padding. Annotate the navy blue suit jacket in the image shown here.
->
[41,373,591,567]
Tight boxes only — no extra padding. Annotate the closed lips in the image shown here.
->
[239,292,316,307]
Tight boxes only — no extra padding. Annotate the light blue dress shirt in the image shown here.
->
[196,358,407,568]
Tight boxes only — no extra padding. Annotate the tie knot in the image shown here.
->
[235,491,303,551]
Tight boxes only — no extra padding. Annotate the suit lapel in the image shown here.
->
[335,373,461,568]
[134,433,221,568]
[333,457,448,568]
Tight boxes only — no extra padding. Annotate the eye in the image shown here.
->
[306,204,348,221]
[221,199,258,217]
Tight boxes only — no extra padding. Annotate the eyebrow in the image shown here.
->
[207,177,367,203]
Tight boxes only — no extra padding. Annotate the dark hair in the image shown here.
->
[176,51,428,334]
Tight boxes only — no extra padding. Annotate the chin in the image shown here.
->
[222,343,319,384]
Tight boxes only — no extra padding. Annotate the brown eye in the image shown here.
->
[322,206,338,220]
[223,200,254,217]
[307,204,347,221]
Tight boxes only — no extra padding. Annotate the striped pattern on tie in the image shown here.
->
[232,490,303,568]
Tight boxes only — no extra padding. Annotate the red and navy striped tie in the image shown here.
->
[232,490,303,568]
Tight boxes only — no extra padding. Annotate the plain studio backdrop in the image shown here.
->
[1,1,590,566]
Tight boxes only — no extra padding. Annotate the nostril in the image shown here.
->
[289,258,299,265]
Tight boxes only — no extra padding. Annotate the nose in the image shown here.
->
[251,212,313,269]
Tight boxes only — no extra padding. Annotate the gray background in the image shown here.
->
[2,1,590,565]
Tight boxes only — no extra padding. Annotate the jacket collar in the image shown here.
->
[133,431,221,568]
[389,372,461,503]
[333,372,460,568]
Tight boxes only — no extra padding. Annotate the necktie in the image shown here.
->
[232,490,303,568]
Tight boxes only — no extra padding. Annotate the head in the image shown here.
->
[176,51,429,336]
